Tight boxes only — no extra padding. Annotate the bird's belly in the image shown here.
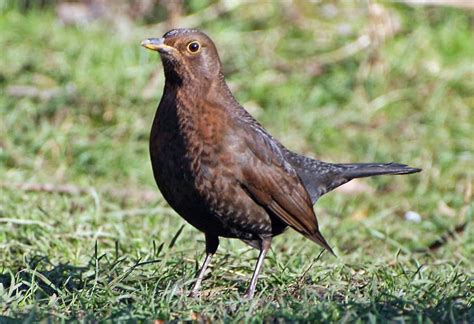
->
[151,133,223,234]
[150,130,285,239]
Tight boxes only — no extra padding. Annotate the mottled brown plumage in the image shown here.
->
[141,29,421,299]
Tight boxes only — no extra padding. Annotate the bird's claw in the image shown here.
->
[242,290,254,300]
[188,290,200,298]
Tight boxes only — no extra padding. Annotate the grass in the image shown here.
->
[0,2,473,322]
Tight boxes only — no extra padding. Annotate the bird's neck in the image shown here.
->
[155,75,234,161]
[165,72,236,110]
[159,74,238,137]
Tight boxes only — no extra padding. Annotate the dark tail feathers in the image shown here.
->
[337,162,421,179]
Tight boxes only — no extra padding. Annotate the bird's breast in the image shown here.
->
[150,94,239,208]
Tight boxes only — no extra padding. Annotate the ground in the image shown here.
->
[0,2,472,322]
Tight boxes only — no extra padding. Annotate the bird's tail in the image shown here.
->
[337,162,421,179]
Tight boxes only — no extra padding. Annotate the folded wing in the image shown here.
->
[235,119,334,255]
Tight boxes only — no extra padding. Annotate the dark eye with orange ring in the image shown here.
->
[187,41,200,53]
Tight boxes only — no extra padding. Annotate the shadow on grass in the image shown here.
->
[0,255,89,296]
[0,252,164,321]
[0,254,472,322]
[315,295,472,323]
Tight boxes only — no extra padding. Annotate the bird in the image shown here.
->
[141,28,421,299]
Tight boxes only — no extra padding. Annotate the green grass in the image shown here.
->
[1,3,473,322]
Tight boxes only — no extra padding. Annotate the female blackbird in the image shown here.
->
[141,29,421,299]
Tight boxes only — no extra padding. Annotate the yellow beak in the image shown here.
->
[141,38,175,53]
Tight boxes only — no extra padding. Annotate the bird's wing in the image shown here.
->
[234,119,334,254]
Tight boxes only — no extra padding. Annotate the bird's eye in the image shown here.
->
[187,41,200,53]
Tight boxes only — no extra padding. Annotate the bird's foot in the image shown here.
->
[242,289,255,300]
[188,290,201,298]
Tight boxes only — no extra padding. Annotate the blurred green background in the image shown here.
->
[0,0,472,322]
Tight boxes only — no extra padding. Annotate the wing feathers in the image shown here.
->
[235,114,334,254]
[242,161,333,253]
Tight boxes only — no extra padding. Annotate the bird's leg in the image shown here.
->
[243,236,272,299]
[189,253,212,297]
[189,233,219,297]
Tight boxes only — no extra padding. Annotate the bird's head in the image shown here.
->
[141,29,222,87]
